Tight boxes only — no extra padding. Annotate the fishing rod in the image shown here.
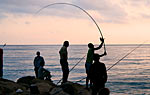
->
[75,42,146,83]
[36,2,106,84]
[1,43,6,49]
[35,2,106,52]
[56,55,86,85]
[106,42,146,71]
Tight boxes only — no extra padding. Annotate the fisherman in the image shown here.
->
[59,41,69,84]
[33,51,45,78]
[0,48,3,78]
[38,62,52,82]
[85,37,104,89]
[89,52,107,95]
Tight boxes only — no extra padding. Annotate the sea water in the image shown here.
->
[1,44,150,95]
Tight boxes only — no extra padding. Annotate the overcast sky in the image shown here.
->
[0,0,150,45]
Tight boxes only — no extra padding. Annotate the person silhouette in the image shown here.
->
[0,48,3,78]
[33,51,45,78]
[85,38,104,89]
[59,41,69,84]
[89,52,107,95]
[38,62,52,82]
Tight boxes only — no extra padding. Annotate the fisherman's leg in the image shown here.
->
[85,63,91,88]
[63,63,69,83]
[60,61,67,83]
[86,75,89,88]
[44,71,52,81]
[34,67,39,78]
[92,83,98,95]
[0,67,3,78]
[90,79,93,88]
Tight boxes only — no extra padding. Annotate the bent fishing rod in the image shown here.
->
[36,2,106,84]
[35,2,106,52]
[75,42,146,83]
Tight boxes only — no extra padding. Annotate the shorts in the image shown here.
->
[85,62,92,74]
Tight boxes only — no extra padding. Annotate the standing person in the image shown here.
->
[85,38,104,89]
[33,51,45,78]
[90,53,107,95]
[59,41,69,84]
[0,48,3,78]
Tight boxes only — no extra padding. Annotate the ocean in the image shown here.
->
[1,44,150,95]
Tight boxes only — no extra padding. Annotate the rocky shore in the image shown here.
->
[0,76,91,95]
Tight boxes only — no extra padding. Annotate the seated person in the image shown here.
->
[38,63,52,82]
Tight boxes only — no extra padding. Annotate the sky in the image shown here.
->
[0,0,150,45]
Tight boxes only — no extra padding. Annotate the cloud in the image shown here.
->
[0,0,150,23]
[141,14,150,19]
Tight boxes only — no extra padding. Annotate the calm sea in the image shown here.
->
[1,44,150,95]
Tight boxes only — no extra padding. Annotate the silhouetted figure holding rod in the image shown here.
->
[0,48,3,78]
[85,38,104,89]
[89,52,107,95]
[33,51,45,78]
[59,41,69,84]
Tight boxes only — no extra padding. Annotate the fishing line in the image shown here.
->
[35,2,106,52]
[75,41,146,83]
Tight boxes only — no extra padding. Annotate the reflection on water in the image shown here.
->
[1,44,150,95]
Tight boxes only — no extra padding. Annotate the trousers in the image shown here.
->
[60,59,69,83]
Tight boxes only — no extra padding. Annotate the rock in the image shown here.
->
[0,76,93,95]
[50,87,70,95]
[17,76,35,85]
[60,82,77,95]
[31,78,56,95]
[30,84,40,94]
[0,78,29,95]
[60,82,91,95]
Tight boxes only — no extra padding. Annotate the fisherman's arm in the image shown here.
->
[94,37,104,50]
[103,64,108,83]
[99,51,107,57]
[33,57,36,66]
[42,57,45,66]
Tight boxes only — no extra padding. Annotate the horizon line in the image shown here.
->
[0,43,150,46]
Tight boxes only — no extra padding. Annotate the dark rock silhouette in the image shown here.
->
[0,76,95,95]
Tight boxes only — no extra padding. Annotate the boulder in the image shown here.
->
[0,78,29,95]
[0,77,93,95]
[49,82,91,95]
[31,78,56,95]
[17,76,56,94]
[50,87,70,95]
[17,76,35,85]
[60,82,91,95]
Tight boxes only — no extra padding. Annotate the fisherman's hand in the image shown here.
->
[100,37,104,43]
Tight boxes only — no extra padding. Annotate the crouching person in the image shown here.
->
[89,52,107,95]
[38,63,52,82]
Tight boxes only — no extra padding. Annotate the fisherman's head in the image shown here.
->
[93,53,100,61]
[36,51,40,56]
[88,43,94,48]
[63,41,69,47]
